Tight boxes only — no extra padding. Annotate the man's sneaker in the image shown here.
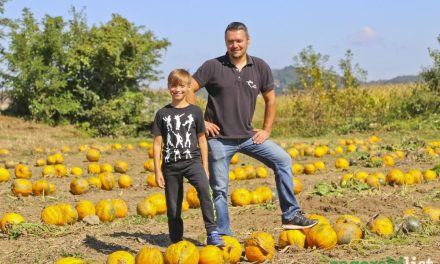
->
[207,231,225,246]
[282,211,319,230]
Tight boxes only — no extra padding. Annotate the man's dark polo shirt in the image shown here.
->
[193,53,275,139]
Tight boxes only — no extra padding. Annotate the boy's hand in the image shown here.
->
[155,173,165,189]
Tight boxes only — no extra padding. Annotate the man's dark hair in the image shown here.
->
[225,22,249,37]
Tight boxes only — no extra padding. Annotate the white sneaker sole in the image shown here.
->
[281,221,318,230]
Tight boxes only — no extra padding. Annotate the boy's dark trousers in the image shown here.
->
[162,159,217,243]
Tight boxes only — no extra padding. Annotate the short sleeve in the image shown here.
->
[258,59,275,93]
[151,110,162,136]
[194,106,205,134]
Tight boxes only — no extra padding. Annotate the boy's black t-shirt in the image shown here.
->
[152,104,205,165]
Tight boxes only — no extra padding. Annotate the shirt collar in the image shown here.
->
[221,52,254,67]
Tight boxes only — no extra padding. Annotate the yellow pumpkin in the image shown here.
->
[423,169,437,181]
[182,199,189,212]
[11,179,33,197]
[146,173,157,187]
[1,212,25,233]
[313,161,325,172]
[135,246,164,264]
[0,168,10,182]
[335,158,349,170]
[255,166,268,178]
[58,203,78,225]
[250,190,264,204]
[42,165,56,177]
[164,240,199,264]
[231,188,251,206]
[291,164,303,175]
[306,224,337,249]
[111,198,128,218]
[86,149,100,162]
[278,229,306,249]
[70,166,83,177]
[41,205,64,225]
[47,155,57,165]
[87,163,101,174]
[303,163,316,175]
[382,155,394,166]
[221,236,242,264]
[88,176,102,189]
[422,207,440,221]
[335,215,363,226]
[254,186,273,203]
[353,171,369,182]
[243,165,256,179]
[99,172,115,191]
[333,222,363,244]
[199,245,224,264]
[148,193,167,214]
[137,198,157,217]
[368,216,394,237]
[70,178,90,195]
[288,148,299,159]
[244,231,275,263]
[32,179,51,196]
[114,160,129,173]
[101,163,113,173]
[185,186,200,208]
[35,158,46,167]
[106,250,135,264]
[293,177,302,194]
[143,159,154,172]
[386,169,405,185]
[75,200,96,220]
[118,174,132,188]
[54,164,67,177]
[306,214,330,225]
[95,199,116,222]
[230,153,239,164]
[15,164,32,179]
[54,257,85,264]
[233,167,247,180]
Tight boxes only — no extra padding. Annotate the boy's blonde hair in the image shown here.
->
[168,69,191,88]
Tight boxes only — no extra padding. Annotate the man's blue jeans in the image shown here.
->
[208,137,301,235]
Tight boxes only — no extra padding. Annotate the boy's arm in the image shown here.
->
[197,132,209,178]
[153,135,165,188]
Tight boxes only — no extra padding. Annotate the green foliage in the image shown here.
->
[1,7,170,136]
[339,49,367,88]
[421,34,440,94]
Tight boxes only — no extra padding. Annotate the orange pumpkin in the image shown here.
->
[244,231,275,263]
[99,172,115,191]
[221,236,242,264]
[164,240,199,264]
[114,160,129,173]
[368,216,394,237]
[306,224,337,249]
[118,174,132,188]
[198,245,224,264]
[231,188,251,206]
[148,193,167,214]
[14,164,32,179]
[0,168,10,182]
[185,186,200,208]
[293,177,303,194]
[32,179,51,196]
[137,198,157,217]
[75,200,96,220]
[107,250,135,264]
[70,178,90,195]
[11,179,33,197]
[333,222,363,244]
[135,246,164,264]
[111,198,128,218]
[95,199,116,222]
[86,149,100,162]
[146,173,157,187]
[1,212,25,233]
[278,229,306,249]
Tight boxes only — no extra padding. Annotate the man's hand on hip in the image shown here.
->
[205,121,220,137]
[252,128,270,144]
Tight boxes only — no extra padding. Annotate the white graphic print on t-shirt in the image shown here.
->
[163,112,195,163]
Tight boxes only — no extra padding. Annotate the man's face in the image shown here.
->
[225,29,249,60]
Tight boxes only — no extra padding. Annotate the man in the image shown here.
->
[188,21,318,235]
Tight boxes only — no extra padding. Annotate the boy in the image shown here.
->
[152,69,224,246]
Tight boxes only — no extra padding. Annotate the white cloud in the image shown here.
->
[350,26,381,46]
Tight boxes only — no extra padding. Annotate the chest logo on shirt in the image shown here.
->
[246,80,257,89]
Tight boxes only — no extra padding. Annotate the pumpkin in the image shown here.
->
[365,175,380,188]
[335,158,349,170]
[99,172,115,191]
[278,229,306,249]
[221,236,242,264]
[293,177,303,194]
[181,199,189,212]
[306,224,337,249]
[386,169,405,185]
[199,245,224,264]
[340,173,353,187]
[76,200,96,220]
[335,215,363,226]
[250,190,264,204]
[231,188,251,206]
[333,222,363,244]
[164,240,199,264]
[143,159,154,172]
[408,169,423,184]
[54,164,67,177]
[53,153,64,164]
[244,231,275,263]
[114,160,129,173]
[368,216,394,237]
[15,164,32,179]
[11,179,33,196]
[111,198,128,218]
[70,167,83,177]
[254,186,273,203]
[314,146,327,158]
[423,169,437,181]
[148,193,167,214]
[135,246,164,264]
[382,155,394,166]
[228,171,236,181]
[42,165,56,177]
[314,161,325,171]
[255,166,268,178]
[47,155,57,165]
[233,167,246,180]
[54,257,85,264]
[95,199,116,222]
[402,216,422,233]
[101,163,113,173]
[58,203,78,224]
[107,250,135,264]
[306,214,330,225]
[422,207,440,221]
[230,153,239,164]
[118,174,133,188]
[0,168,10,182]
[353,171,369,182]
[86,149,100,162]
[137,198,157,217]
[88,163,101,174]
[32,179,51,196]
[288,148,299,159]
[88,176,102,189]
[243,165,256,179]
[1,212,25,233]
[35,158,46,167]
[41,205,64,225]
[49,183,56,194]
[146,173,157,187]
[70,178,90,195]
[303,164,315,175]
[291,164,303,175]
[185,186,200,208]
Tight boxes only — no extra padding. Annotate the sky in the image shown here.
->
[4,0,440,89]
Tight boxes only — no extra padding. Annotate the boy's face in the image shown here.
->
[168,82,188,101]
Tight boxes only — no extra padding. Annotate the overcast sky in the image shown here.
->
[5,0,440,88]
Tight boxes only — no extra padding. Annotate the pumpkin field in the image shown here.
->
[0,115,439,264]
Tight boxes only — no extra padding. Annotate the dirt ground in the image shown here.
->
[0,116,439,264]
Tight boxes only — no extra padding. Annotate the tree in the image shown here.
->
[2,8,170,136]
[421,34,440,94]
[338,49,367,88]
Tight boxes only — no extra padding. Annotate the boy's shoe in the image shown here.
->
[207,231,225,246]
[281,211,319,230]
